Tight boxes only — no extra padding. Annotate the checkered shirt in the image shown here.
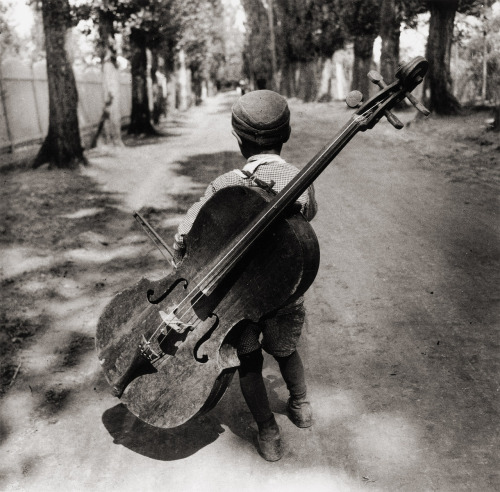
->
[175,154,316,245]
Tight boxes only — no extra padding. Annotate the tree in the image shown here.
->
[424,0,462,114]
[218,0,245,85]
[101,0,222,131]
[273,0,343,100]
[241,0,273,90]
[379,1,426,85]
[340,0,382,98]
[75,0,125,146]
[128,26,156,134]
[92,0,182,135]
[181,0,226,104]
[80,0,166,135]
[96,0,123,145]
[456,4,500,130]
[423,0,492,115]
[379,0,399,82]
[34,0,86,169]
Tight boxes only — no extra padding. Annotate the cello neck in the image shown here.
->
[266,116,361,216]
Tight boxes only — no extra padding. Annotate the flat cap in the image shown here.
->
[232,90,291,147]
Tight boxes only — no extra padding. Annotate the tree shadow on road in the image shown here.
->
[122,131,183,148]
[174,151,244,186]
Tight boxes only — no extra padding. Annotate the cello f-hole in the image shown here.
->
[147,278,188,304]
[193,314,219,363]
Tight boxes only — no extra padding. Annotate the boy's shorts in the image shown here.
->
[237,298,306,358]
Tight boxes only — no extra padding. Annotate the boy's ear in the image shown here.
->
[231,129,243,146]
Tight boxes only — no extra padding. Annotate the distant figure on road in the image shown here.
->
[238,78,248,95]
[172,90,318,461]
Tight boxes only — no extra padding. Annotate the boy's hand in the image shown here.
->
[172,235,186,268]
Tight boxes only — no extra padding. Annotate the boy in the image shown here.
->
[173,90,317,461]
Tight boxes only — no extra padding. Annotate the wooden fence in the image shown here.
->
[0,58,132,153]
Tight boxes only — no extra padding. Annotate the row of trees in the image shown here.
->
[9,0,498,169]
[242,0,499,115]
[30,0,227,169]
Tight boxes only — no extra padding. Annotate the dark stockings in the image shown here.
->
[238,349,272,424]
[275,350,307,401]
[237,349,307,425]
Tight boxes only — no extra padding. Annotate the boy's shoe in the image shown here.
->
[287,397,313,428]
[257,415,283,461]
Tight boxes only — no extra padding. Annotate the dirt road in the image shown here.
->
[1,92,498,491]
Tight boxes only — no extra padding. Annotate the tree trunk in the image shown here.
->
[190,61,203,106]
[150,48,165,124]
[481,27,487,105]
[177,48,189,111]
[280,60,296,98]
[351,35,376,100]
[33,0,86,169]
[492,105,500,132]
[163,49,176,117]
[267,0,278,91]
[379,0,400,83]
[128,28,155,134]
[296,58,320,102]
[165,61,176,117]
[97,1,123,146]
[424,0,461,115]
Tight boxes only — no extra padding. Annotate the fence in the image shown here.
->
[0,58,132,153]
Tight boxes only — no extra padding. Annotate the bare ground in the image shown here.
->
[0,93,498,491]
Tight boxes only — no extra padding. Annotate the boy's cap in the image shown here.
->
[232,90,291,147]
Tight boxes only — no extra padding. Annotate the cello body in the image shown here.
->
[96,185,320,428]
[96,56,430,430]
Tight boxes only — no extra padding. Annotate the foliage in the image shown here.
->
[456,5,500,102]
[398,2,422,26]
[421,0,497,114]
[314,1,345,58]
[181,0,226,83]
[219,0,245,82]
[275,0,344,63]
[241,0,272,81]
[74,0,225,82]
[456,0,495,15]
[240,0,345,85]
[339,0,381,40]
[0,3,20,57]
[0,1,35,59]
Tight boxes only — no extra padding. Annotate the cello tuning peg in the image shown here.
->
[368,70,385,89]
[385,109,404,129]
[346,90,363,108]
[405,91,430,116]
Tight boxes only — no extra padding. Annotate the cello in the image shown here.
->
[96,57,430,428]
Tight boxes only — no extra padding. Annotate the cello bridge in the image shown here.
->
[159,309,192,334]
[139,335,164,363]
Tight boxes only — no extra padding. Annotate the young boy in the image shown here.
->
[172,90,318,461]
